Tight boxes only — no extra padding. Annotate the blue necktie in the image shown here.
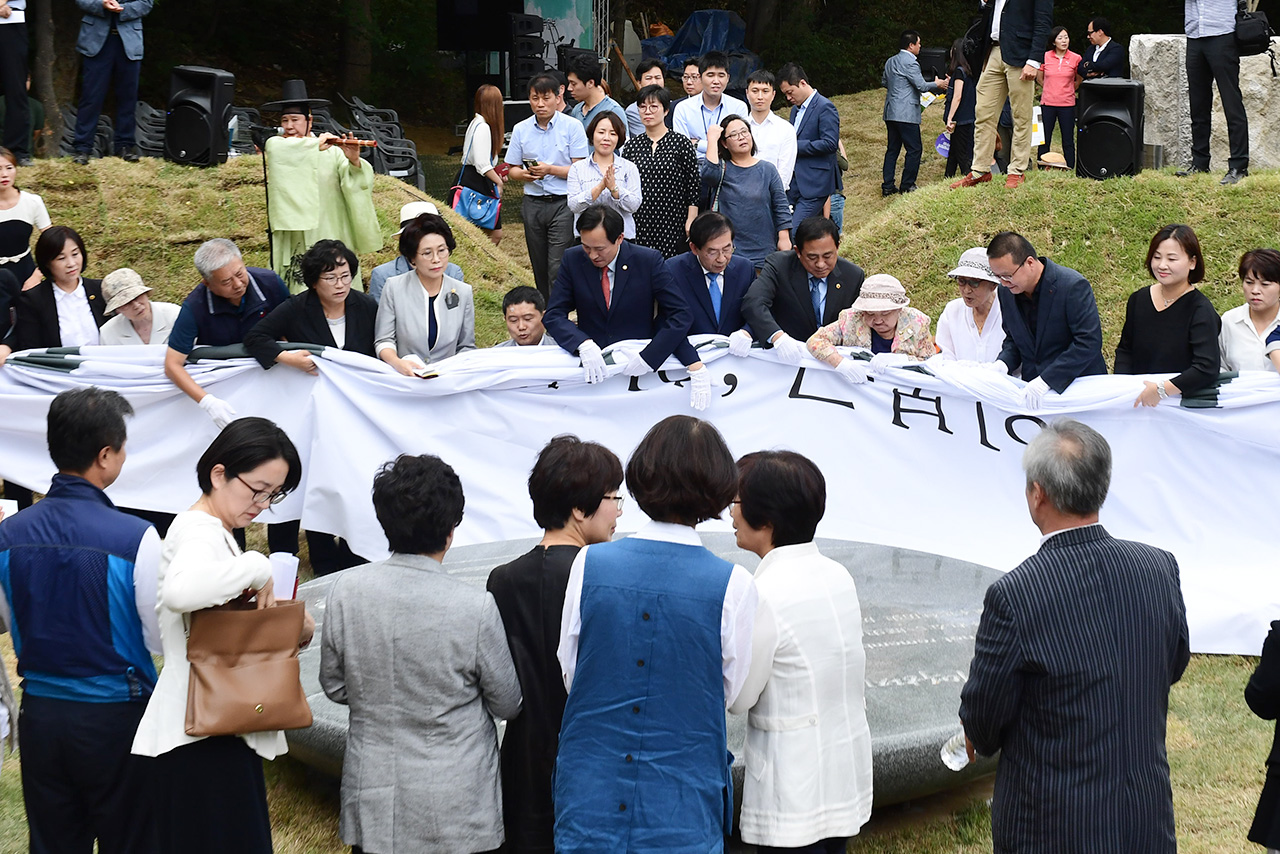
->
[809,276,824,326]
[708,272,722,323]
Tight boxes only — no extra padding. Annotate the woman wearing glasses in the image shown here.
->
[375,213,476,375]
[132,418,315,854]
[620,84,700,259]
[703,115,791,269]
[935,247,1004,363]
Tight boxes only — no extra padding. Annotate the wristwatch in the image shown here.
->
[1156,381,1168,400]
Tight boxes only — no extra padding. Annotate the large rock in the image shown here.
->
[1131,33,1280,171]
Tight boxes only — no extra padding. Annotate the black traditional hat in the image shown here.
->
[261,79,330,115]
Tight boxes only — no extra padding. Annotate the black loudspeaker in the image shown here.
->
[440,0,524,51]
[165,66,235,167]
[918,48,948,82]
[1076,78,1145,180]
[557,46,598,74]
[510,13,542,38]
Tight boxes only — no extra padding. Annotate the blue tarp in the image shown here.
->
[641,10,761,90]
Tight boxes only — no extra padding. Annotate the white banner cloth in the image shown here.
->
[1,341,1276,655]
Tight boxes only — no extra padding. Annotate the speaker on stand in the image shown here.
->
[1075,78,1145,180]
[510,14,546,95]
[164,66,235,167]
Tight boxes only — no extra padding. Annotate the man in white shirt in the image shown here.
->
[744,69,796,190]
[1079,16,1128,78]
[672,51,748,161]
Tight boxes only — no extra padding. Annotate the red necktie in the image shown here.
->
[601,267,611,310]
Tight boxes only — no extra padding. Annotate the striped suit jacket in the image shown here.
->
[959,524,1190,853]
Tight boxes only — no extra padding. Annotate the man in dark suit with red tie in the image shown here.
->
[544,205,716,408]
[665,212,756,359]
[961,418,1189,854]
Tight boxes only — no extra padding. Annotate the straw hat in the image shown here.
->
[1038,151,1070,170]
[852,274,910,312]
[102,268,151,315]
[947,247,1001,284]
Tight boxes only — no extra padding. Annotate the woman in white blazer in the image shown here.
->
[728,450,873,853]
[132,418,314,854]
[375,213,476,375]
[97,267,181,346]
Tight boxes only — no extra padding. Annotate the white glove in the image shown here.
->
[835,358,869,384]
[869,352,912,374]
[1022,376,1050,410]
[579,340,607,384]
[622,351,654,377]
[771,333,808,364]
[979,360,1010,375]
[727,329,753,357]
[198,394,238,429]
[689,366,712,411]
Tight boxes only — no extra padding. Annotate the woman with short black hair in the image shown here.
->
[10,225,104,352]
[728,450,873,853]
[375,213,476,375]
[486,435,624,854]
[554,415,758,854]
[320,453,522,854]
[132,417,313,854]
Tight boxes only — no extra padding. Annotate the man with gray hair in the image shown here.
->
[960,418,1190,852]
[164,238,288,427]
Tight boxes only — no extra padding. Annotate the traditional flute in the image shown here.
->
[323,137,379,147]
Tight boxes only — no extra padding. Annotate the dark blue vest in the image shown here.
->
[0,474,156,702]
[554,537,733,854]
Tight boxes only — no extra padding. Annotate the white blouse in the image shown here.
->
[98,301,181,346]
[566,154,642,238]
[52,279,99,347]
[131,510,288,760]
[934,295,1004,363]
[463,114,498,175]
[1219,303,1280,372]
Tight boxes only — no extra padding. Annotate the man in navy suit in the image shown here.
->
[71,0,153,164]
[984,231,1106,409]
[741,216,864,363]
[666,211,756,359]
[961,418,1189,854]
[778,62,840,230]
[544,205,715,408]
[1079,17,1128,78]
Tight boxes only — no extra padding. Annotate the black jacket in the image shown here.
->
[977,0,1055,69]
[741,250,863,345]
[1248,621,1280,847]
[243,288,380,369]
[6,278,106,351]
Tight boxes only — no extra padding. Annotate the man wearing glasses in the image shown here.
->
[666,211,757,355]
[984,231,1107,409]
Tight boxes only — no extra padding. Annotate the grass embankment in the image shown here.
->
[3,96,1278,853]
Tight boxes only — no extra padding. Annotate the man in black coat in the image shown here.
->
[961,418,1190,854]
[1079,17,1128,78]
[985,230,1106,409]
[952,0,1055,189]
[740,216,863,362]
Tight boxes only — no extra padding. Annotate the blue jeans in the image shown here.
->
[828,192,846,233]
[73,32,141,153]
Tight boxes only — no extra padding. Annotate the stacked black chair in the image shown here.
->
[339,93,424,191]
[134,102,167,158]
[58,105,112,158]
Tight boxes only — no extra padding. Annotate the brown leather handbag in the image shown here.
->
[184,599,313,737]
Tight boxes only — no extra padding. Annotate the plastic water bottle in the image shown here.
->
[941,729,970,771]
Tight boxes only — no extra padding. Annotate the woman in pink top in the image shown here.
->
[1037,26,1083,167]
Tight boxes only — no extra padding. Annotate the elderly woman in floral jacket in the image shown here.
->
[805,273,935,384]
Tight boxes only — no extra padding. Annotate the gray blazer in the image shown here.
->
[882,50,946,124]
[374,271,476,364]
[75,0,151,60]
[319,554,522,854]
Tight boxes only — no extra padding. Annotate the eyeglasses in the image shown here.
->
[236,475,287,506]
[725,129,752,140]
[682,73,701,80]
[637,102,664,112]
[955,278,988,290]
[318,272,353,286]
[603,494,625,509]
[703,245,735,259]
[993,257,1027,283]
[417,248,450,260]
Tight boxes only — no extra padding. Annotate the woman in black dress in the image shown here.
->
[620,85,700,259]
[485,435,623,854]
[1114,224,1221,407]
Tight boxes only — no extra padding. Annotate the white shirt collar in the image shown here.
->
[754,541,820,578]
[1039,521,1102,545]
[52,278,86,302]
[630,520,705,546]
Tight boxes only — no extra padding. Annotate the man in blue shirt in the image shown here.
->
[0,386,163,853]
[506,73,589,299]
[566,54,628,135]
[163,237,289,429]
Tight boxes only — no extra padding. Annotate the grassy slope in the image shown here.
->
[3,96,1278,853]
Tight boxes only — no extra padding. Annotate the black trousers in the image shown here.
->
[1038,104,1076,167]
[882,120,923,191]
[0,22,29,159]
[1186,32,1249,172]
[757,837,848,854]
[73,31,141,153]
[20,693,158,854]
[945,122,975,177]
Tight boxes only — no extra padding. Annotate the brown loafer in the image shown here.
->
[1005,173,1025,189]
[950,172,992,189]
